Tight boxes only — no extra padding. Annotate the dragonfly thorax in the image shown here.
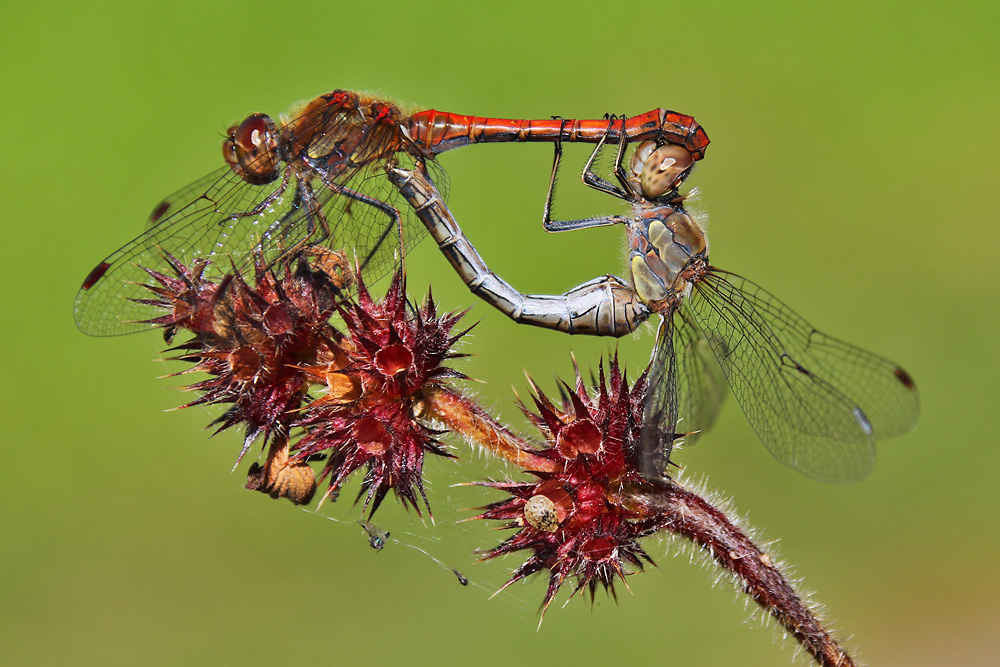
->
[628,208,708,311]
[293,93,406,171]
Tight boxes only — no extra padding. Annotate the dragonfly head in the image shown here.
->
[630,142,694,200]
[224,113,281,185]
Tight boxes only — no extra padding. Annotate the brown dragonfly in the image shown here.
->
[386,119,919,483]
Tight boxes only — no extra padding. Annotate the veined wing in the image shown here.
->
[74,163,290,336]
[639,316,678,478]
[686,268,919,482]
[673,306,728,446]
[638,307,729,478]
[74,149,444,337]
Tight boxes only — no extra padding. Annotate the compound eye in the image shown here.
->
[223,113,279,185]
[630,141,657,177]
[640,145,694,199]
[234,113,274,152]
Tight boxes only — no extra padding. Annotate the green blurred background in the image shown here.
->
[3,1,997,665]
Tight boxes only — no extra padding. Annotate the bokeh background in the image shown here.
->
[3,1,997,665]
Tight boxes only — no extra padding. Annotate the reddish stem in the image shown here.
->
[422,385,559,473]
[634,481,856,667]
[425,384,857,666]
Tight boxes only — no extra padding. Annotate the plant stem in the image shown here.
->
[422,385,559,473]
[635,481,856,667]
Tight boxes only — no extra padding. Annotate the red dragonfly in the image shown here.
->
[74,90,708,336]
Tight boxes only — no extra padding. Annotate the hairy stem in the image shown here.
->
[635,481,855,667]
[426,382,856,665]
[421,385,559,473]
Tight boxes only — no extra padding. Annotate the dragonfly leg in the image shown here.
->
[579,115,633,198]
[389,161,649,337]
[251,177,333,272]
[265,172,405,276]
[226,168,294,238]
[542,116,631,233]
[321,181,404,275]
[609,114,637,196]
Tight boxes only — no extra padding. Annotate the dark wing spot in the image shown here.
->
[81,262,111,290]
[894,367,917,391]
[149,200,171,225]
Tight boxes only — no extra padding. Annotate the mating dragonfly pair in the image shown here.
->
[74,90,919,483]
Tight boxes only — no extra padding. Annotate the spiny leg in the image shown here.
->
[542,116,629,233]
[580,115,631,198]
[609,113,637,197]
[260,174,404,280]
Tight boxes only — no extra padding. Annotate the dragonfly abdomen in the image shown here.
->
[408,109,710,159]
[388,164,650,337]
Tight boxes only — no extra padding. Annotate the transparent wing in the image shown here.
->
[638,308,730,478]
[687,268,919,482]
[143,169,231,231]
[639,315,678,478]
[75,164,288,336]
[673,306,729,446]
[74,149,443,337]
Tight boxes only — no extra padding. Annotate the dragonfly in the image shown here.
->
[74,89,708,336]
[386,118,920,483]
